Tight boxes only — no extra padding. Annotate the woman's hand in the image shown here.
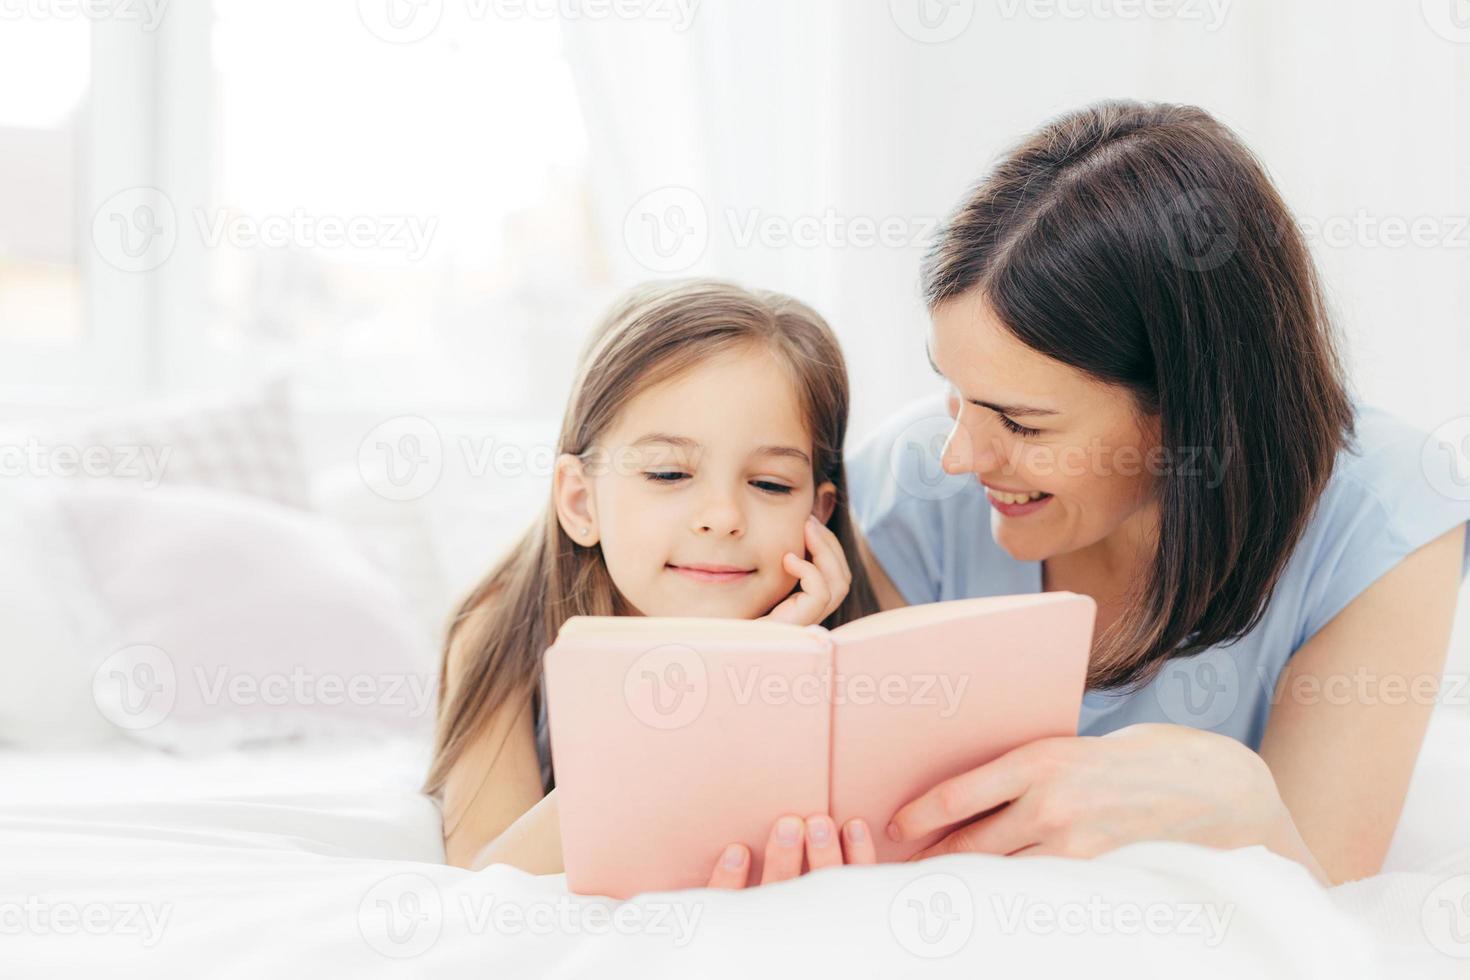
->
[886,724,1328,884]
[706,814,877,888]
[762,516,852,626]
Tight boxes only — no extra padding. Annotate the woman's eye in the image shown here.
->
[996,414,1041,438]
[643,471,689,484]
[752,480,795,495]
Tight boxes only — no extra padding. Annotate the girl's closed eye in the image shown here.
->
[643,470,797,496]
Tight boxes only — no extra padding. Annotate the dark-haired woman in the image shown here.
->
[847,100,1470,886]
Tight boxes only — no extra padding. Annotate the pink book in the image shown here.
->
[545,591,1095,898]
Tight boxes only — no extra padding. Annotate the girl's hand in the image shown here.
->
[885,724,1325,882]
[762,516,852,626]
[706,813,877,888]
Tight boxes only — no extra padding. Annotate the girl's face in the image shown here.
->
[928,290,1161,564]
[555,345,835,619]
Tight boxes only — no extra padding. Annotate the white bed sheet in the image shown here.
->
[2,714,1468,978]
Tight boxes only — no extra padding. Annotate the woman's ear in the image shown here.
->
[812,481,837,525]
[554,453,600,546]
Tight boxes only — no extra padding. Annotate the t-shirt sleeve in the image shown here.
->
[844,391,967,606]
[1296,412,1470,644]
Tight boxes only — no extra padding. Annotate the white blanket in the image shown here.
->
[5,717,1470,978]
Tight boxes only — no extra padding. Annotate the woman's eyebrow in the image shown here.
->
[925,342,1059,418]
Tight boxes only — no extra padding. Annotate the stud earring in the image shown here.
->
[578,527,590,537]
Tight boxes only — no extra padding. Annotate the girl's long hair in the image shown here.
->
[424,279,879,804]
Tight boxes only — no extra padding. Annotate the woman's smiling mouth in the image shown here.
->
[666,562,756,583]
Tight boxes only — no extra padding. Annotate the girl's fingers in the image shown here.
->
[786,552,831,615]
[763,554,822,624]
[804,519,851,616]
[804,815,843,871]
[840,818,878,865]
[707,843,751,888]
[760,815,806,884]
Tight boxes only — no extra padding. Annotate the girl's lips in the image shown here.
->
[666,564,755,583]
[985,490,1054,517]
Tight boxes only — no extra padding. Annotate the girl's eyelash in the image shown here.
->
[642,472,795,495]
[997,414,1041,437]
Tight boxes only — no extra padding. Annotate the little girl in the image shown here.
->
[425,279,883,885]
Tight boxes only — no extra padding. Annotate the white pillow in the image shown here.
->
[0,486,121,747]
[52,486,436,752]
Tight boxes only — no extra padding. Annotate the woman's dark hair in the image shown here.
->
[922,99,1356,691]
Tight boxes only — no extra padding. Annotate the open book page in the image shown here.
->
[828,592,1095,862]
[829,591,1081,643]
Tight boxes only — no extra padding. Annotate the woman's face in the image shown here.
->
[928,290,1162,564]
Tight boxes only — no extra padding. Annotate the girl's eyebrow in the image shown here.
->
[631,433,811,465]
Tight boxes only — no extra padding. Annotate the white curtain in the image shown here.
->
[563,0,1470,438]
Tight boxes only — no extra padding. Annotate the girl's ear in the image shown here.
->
[554,453,600,546]
[812,480,837,525]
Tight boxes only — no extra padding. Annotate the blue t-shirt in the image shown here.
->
[846,389,1470,750]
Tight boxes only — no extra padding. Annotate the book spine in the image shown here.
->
[802,627,838,814]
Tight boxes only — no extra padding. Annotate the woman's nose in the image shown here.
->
[940,418,976,475]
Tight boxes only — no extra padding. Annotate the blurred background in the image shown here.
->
[1,0,1468,659]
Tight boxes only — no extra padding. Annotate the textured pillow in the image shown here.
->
[28,379,311,509]
[54,485,436,751]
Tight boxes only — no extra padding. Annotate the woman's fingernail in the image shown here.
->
[847,819,868,843]
[886,821,901,842]
[776,816,802,846]
[722,844,745,870]
[808,816,832,847]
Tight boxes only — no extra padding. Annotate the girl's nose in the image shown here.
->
[693,499,744,538]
